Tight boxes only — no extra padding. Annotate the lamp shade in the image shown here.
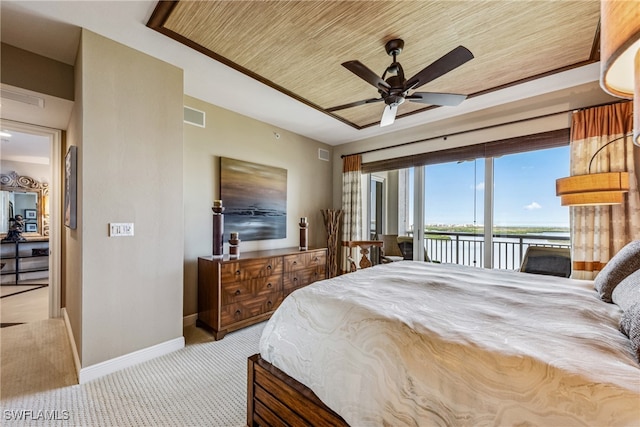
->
[600,0,640,145]
[601,0,640,98]
[556,172,630,206]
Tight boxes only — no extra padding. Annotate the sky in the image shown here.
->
[421,146,570,228]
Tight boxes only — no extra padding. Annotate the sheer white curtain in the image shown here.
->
[570,102,640,279]
[341,155,362,273]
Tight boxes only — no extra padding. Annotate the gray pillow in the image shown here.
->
[594,240,640,302]
[619,302,640,363]
[612,269,640,312]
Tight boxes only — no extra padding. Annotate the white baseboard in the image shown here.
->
[183,313,197,327]
[62,308,81,383]
[62,308,186,384]
[78,336,185,384]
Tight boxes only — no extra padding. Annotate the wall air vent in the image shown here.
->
[0,89,45,108]
[184,106,205,127]
[318,148,330,161]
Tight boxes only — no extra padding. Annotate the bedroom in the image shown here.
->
[1,0,639,425]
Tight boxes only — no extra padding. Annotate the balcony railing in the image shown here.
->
[423,231,570,270]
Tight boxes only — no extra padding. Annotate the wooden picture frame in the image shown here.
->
[64,146,77,229]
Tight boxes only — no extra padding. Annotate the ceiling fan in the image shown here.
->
[328,39,474,127]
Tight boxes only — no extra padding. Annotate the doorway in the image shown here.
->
[0,120,62,327]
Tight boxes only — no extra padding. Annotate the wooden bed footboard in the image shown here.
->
[247,354,349,427]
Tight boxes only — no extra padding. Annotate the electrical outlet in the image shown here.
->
[109,223,134,237]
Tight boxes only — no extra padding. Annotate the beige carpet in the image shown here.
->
[1,286,49,326]
[1,285,46,298]
[0,319,77,398]
[0,318,264,426]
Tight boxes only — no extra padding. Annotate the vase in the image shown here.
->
[229,232,240,258]
[322,209,343,278]
[299,217,308,251]
[212,200,225,257]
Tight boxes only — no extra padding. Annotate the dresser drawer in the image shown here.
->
[198,248,327,340]
[220,256,283,282]
[221,276,283,305]
[284,251,326,273]
[283,266,324,292]
[220,292,284,326]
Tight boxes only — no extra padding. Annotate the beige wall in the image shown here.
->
[66,29,184,367]
[183,95,333,317]
[65,39,84,361]
[1,43,74,101]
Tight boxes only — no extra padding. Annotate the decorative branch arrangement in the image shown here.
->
[322,209,343,278]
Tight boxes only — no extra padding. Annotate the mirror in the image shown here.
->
[0,171,49,239]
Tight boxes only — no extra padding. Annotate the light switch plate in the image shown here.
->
[109,223,134,237]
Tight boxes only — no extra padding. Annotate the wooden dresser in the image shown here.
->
[198,247,327,340]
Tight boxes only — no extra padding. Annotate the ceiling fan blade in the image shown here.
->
[326,97,383,112]
[405,46,474,91]
[380,104,398,127]
[406,92,467,106]
[342,61,391,92]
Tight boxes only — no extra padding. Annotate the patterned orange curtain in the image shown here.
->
[341,155,362,273]
[570,102,640,279]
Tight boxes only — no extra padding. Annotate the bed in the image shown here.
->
[247,259,640,426]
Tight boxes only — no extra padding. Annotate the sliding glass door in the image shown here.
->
[492,146,570,269]
[370,145,569,269]
[423,159,485,265]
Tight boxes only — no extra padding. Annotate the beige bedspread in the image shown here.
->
[260,261,640,426]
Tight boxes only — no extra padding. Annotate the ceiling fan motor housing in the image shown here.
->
[383,74,407,106]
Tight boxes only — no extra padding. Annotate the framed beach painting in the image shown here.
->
[220,157,287,241]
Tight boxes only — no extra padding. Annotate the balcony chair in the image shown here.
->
[397,236,439,263]
[519,246,571,278]
[378,234,405,263]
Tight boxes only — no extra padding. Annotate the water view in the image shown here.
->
[422,225,570,269]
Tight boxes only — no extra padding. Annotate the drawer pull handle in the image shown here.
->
[235,290,241,296]
[235,310,241,317]
[267,301,272,309]
[292,261,297,265]
[314,257,319,261]
[267,264,272,270]
[267,283,272,288]
[235,270,241,275]
[293,277,298,282]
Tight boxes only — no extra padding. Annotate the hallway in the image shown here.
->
[1,281,48,328]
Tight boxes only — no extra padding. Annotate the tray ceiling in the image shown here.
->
[148,1,600,130]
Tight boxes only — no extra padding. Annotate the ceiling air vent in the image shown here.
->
[318,148,330,161]
[184,106,205,127]
[1,89,45,108]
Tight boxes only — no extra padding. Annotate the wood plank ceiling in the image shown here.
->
[148,1,600,130]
